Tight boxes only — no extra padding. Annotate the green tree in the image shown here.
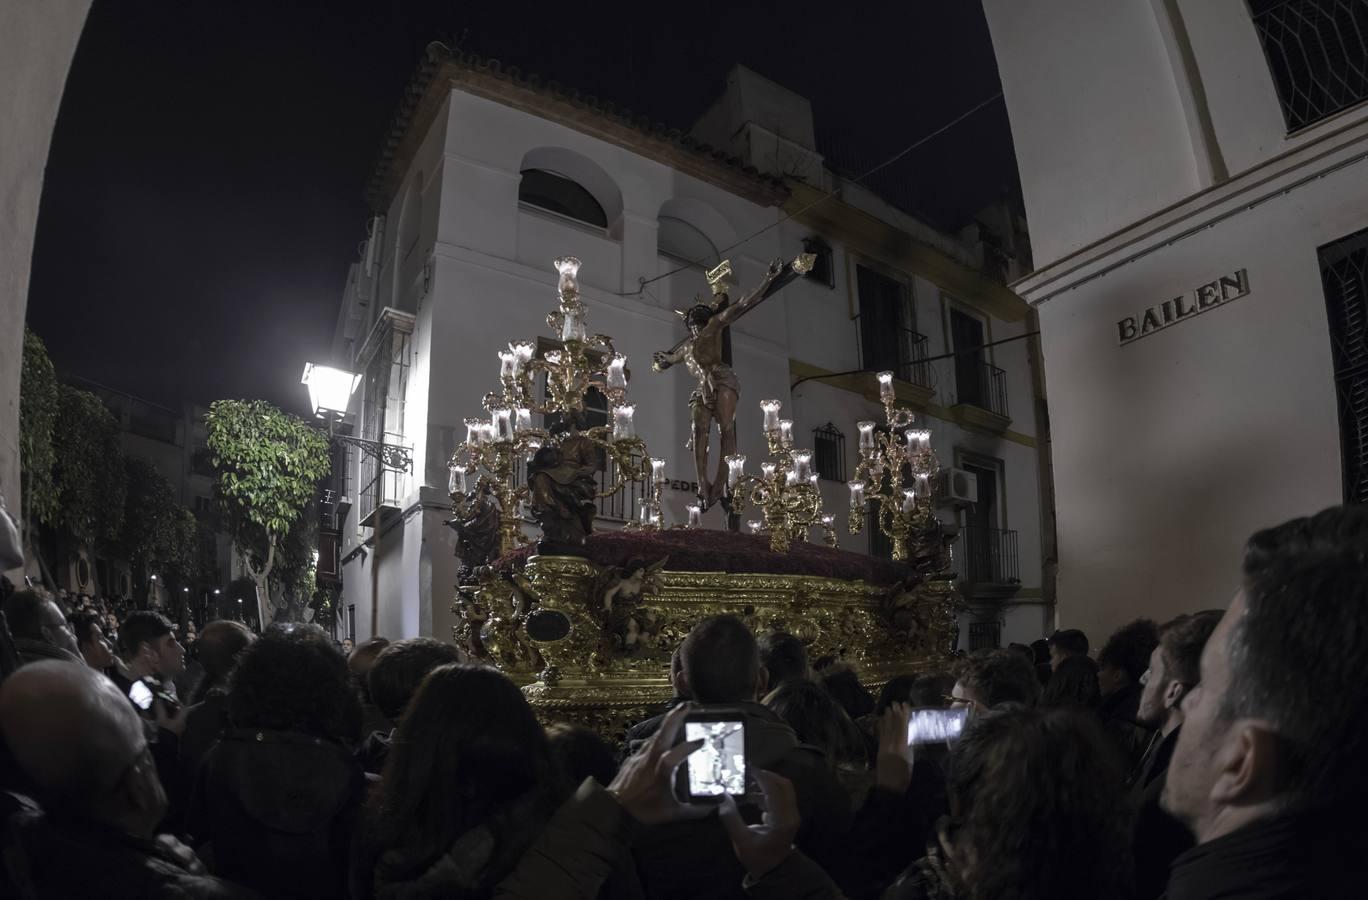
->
[52,385,127,548]
[18,330,59,542]
[120,457,177,589]
[205,400,330,625]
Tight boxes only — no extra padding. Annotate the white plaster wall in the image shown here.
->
[1035,163,1361,645]
[0,0,91,576]
[981,0,1200,267]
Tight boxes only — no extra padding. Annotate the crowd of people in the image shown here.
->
[0,502,1365,898]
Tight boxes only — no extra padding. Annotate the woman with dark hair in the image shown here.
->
[1041,654,1103,712]
[886,706,1134,900]
[186,623,362,899]
[351,663,565,899]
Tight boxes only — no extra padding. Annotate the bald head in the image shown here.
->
[0,662,146,810]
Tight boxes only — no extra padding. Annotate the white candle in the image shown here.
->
[792,450,813,481]
[902,489,917,513]
[785,469,799,486]
[914,472,932,498]
[606,354,627,391]
[747,520,763,534]
[561,308,586,343]
[761,462,777,480]
[545,350,562,367]
[848,480,866,509]
[687,504,702,528]
[809,473,819,488]
[857,421,876,451]
[555,256,581,296]
[515,408,532,432]
[650,457,667,484]
[906,428,930,454]
[499,350,517,380]
[726,454,746,487]
[878,371,895,403]
[481,423,496,445]
[449,464,468,495]
[760,399,782,432]
[511,341,535,367]
[820,514,835,528]
[465,418,484,446]
[778,419,794,447]
[494,408,513,440]
[612,404,636,440]
[638,500,653,526]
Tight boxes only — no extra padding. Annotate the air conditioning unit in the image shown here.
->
[939,468,978,506]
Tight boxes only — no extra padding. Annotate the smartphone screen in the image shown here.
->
[907,706,969,746]
[128,680,154,711]
[683,717,746,799]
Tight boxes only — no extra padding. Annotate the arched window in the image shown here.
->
[519,169,608,228]
[658,215,720,267]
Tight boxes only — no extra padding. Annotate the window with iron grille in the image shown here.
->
[1318,226,1368,503]
[813,423,845,481]
[857,265,930,387]
[1249,0,1368,132]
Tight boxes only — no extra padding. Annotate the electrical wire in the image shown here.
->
[621,90,1005,297]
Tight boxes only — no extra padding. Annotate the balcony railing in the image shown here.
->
[864,329,931,389]
[955,525,1019,586]
[504,451,644,526]
[956,361,1009,419]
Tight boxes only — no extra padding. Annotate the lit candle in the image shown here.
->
[650,457,668,484]
[848,480,866,509]
[809,473,819,488]
[493,408,513,440]
[785,469,799,486]
[481,423,496,445]
[525,437,542,460]
[687,504,702,528]
[857,421,876,451]
[902,489,917,513]
[638,500,653,526]
[914,472,932,499]
[650,509,662,527]
[555,256,581,296]
[606,354,627,391]
[906,428,931,454]
[878,371,895,403]
[778,419,794,447]
[511,341,535,368]
[761,462,777,480]
[726,454,746,488]
[760,399,782,433]
[792,450,813,481]
[499,350,517,380]
[747,520,763,535]
[820,514,835,528]
[545,350,562,367]
[449,464,468,495]
[515,408,532,432]
[465,418,484,446]
[561,308,587,343]
[612,404,636,440]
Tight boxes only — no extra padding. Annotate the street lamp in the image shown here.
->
[301,362,413,472]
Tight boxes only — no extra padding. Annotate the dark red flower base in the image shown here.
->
[495,528,909,586]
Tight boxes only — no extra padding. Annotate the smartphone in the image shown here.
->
[907,706,969,747]
[677,710,747,803]
[128,679,154,711]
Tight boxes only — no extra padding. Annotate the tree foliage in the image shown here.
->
[52,385,127,547]
[205,400,330,606]
[19,329,59,532]
[119,457,201,588]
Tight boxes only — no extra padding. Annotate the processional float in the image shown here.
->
[447,256,959,736]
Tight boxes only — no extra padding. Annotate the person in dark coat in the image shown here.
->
[357,637,465,777]
[186,623,361,899]
[1097,618,1158,766]
[0,661,252,898]
[1128,610,1220,900]
[178,620,254,775]
[1160,506,1368,898]
[627,615,851,900]
[1,591,82,666]
[350,663,565,900]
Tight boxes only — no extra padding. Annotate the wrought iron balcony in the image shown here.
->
[955,525,1020,588]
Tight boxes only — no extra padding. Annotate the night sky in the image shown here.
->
[28,0,1017,416]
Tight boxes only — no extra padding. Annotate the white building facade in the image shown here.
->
[981,0,1368,641]
[326,55,1054,650]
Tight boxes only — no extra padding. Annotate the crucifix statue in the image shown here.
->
[652,253,814,510]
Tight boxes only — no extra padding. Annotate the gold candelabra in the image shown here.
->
[723,397,837,554]
[847,371,940,561]
[448,257,663,555]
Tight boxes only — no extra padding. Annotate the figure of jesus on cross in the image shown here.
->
[653,253,814,510]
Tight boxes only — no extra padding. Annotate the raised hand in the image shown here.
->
[875,702,916,794]
[719,770,800,880]
[608,703,707,825]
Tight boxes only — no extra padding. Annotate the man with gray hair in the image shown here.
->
[1160,505,1368,897]
[0,661,248,896]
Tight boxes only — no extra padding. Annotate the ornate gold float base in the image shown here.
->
[458,553,958,740]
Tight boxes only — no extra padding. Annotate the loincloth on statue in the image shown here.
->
[688,364,740,412]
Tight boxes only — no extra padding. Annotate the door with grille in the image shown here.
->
[1319,228,1368,504]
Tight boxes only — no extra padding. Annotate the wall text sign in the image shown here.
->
[1117,269,1249,346]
